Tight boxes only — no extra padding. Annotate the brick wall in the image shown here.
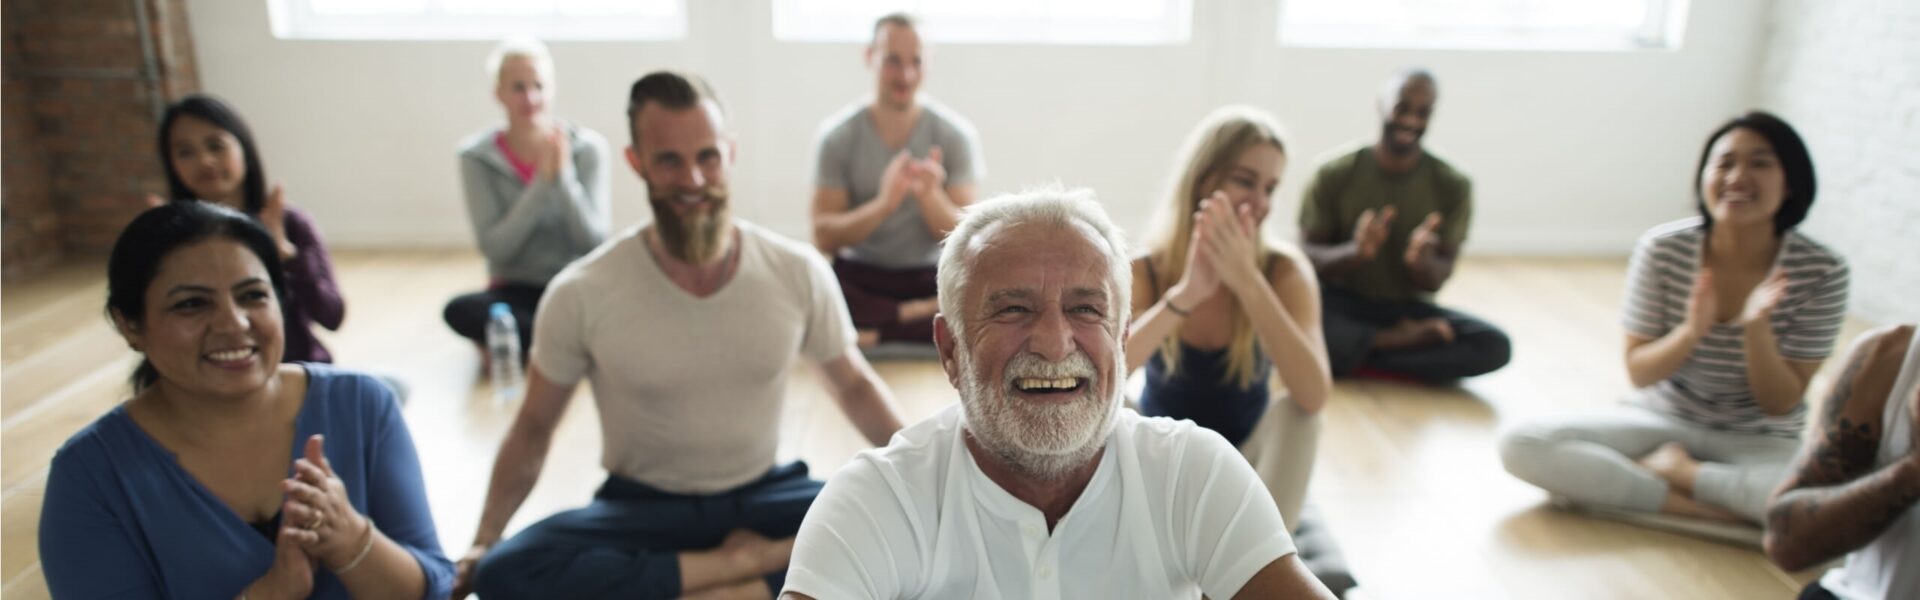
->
[1,0,198,278]
[3,21,61,277]
[1757,0,1920,325]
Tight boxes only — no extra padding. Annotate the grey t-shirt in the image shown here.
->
[530,220,856,494]
[813,100,984,269]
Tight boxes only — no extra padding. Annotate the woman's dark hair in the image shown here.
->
[1694,110,1816,236]
[157,94,269,214]
[107,201,286,391]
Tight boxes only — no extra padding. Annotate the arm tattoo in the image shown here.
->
[1768,349,1875,536]
[1805,353,1876,483]
[1765,335,1920,562]
[1811,417,1880,483]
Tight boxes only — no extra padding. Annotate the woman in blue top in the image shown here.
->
[39,201,452,599]
[1126,106,1333,530]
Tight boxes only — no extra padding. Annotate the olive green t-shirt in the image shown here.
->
[1297,144,1473,303]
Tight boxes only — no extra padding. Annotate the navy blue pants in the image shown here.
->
[473,462,822,599]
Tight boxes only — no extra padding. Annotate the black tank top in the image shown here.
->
[1137,255,1276,447]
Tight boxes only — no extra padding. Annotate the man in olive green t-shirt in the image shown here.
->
[1298,68,1510,382]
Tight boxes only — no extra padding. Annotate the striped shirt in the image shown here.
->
[1620,218,1850,437]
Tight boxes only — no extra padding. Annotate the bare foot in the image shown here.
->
[898,297,939,322]
[1417,317,1456,345]
[1659,491,1746,523]
[1372,318,1455,350]
[857,329,881,348]
[1638,442,1700,494]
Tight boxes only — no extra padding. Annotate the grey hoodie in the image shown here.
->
[457,122,612,285]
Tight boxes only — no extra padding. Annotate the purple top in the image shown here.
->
[281,207,345,363]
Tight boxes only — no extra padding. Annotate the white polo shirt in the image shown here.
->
[784,405,1296,599]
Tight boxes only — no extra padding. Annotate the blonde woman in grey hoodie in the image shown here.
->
[446,36,611,360]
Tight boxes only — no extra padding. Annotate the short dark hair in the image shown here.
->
[872,12,917,45]
[625,70,723,144]
[1693,111,1817,236]
[107,201,286,391]
[157,94,270,214]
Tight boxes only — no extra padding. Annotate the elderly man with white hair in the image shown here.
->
[780,186,1334,599]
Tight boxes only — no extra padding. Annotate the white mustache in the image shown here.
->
[1002,351,1095,384]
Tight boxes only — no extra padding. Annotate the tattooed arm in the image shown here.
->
[1763,324,1920,571]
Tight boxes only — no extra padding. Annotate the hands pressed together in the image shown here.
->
[253,434,374,600]
[1683,268,1790,338]
[259,183,300,261]
[1169,191,1268,312]
[879,145,948,207]
[533,127,573,184]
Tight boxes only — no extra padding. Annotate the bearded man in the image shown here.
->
[452,70,907,600]
[780,187,1335,599]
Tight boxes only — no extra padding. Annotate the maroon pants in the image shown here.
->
[833,258,937,345]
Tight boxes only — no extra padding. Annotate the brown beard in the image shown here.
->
[649,183,731,263]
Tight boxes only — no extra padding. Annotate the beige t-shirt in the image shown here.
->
[531,220,855,494]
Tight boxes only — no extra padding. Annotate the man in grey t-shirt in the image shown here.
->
[812,12,984,349]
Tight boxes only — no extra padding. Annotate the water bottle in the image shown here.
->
[485,302,524,406]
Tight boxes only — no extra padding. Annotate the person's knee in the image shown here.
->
[1496,424,1554,482]
[442,297,469,330]
[472,540,546,600]
[1461,327,1512,376]
[1325,341,1367,376]
[444,294,487,336]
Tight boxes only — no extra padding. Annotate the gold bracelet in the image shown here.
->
[334,519,376,575]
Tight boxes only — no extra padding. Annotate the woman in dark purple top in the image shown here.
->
[158,94,345,363]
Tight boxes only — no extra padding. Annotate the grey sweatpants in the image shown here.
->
[1240,394,1320,533]
[1497,403,1799,521]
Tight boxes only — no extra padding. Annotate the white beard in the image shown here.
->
[956,344,1120,480]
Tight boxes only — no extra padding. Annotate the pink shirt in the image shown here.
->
[494,132,538,184]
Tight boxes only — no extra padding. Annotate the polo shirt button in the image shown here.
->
[1037,565,1054,580]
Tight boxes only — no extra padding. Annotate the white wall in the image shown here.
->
[187,0,1769,255]
[1755,0,1920,325]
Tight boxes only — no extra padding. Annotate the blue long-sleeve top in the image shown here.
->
[38,364,453,599]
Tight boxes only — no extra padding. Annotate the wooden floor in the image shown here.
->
[0,251,1866,599]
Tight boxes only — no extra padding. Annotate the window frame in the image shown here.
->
[267,0,688,41]
[1276,0,1690,52]
[770,0,1194,46]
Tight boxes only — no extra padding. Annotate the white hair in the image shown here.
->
[936,184,1133,338]
[486,35,554,83]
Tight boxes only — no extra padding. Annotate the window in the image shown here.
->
[772,0,1192,45]
[268,0,686,41]
[1278,0,1688,51]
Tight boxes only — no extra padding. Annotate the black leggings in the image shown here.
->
[1320,286,1512,381]
[443,284,544,356]
[1798,580,1839,600]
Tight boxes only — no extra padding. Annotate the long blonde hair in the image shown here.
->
[1143,105,1287,390]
